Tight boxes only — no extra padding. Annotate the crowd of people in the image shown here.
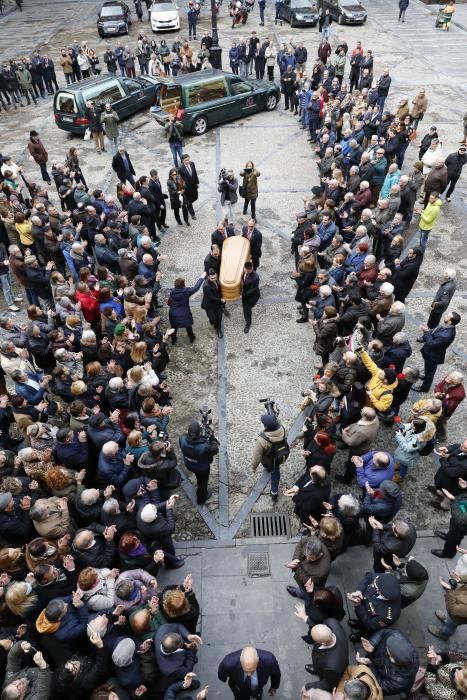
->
[0,0,467,697]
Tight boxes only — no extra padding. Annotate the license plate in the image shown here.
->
[107,26,116,32]
[62,117,73,122]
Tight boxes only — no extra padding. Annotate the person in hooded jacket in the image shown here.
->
[359,479,402,524]
[347,571,401,642]
[393,416,435,482]
[251,414,288,503]
[360,629,419,696]
[168,273,206,345]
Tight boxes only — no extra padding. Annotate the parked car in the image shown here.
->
[97,1,132,37]
[280,0,319,26]
[150,0,180,31]
[54,74,159,135]
[317,0,366,24]
[151,69,280,135]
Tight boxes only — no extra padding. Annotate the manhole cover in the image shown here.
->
[250,512,291,538]
[247,552,270,577]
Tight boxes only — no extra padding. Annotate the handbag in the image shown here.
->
[408,128,417,141]
[239,185,246,198]
[83,128,91,141]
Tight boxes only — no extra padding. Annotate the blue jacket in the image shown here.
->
[52,597,90,641]
[179,434,219,474]
[382,340,412,374]
[98,449,131,487]
[229,47,239,66]
[168,277,204,328]
[344,250,366,274]
[15,372,45,405]
[55,433,89,469]
[280,53,297,72]
[421,325,456,365]
[317,221,337,249]
[356,450,394,487]
[88,421,125,451]
[360,488,402,523]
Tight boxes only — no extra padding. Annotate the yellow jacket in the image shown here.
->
[411,399,442,425]
[359,350,398,412]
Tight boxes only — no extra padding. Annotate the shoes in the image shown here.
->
[217,330,223,339]
[431,549,451,559]
[271,491,278,502]
[412,385,426,392]
[427,624,449,640]
[192,214,197,220]
[185,221,190,226]
[305,664,315,675]
[434,530,447,540]
[446,196,451,201]
[286,585,303,598]
[347,619,360,629]
[14,297,23,302]
[8,305,20,312]
[435,609,447,622]
[296,317,309,323]
[244,324,250,333]
[171,558,185,569]
[189,334,196,344]
[301,634,313,644]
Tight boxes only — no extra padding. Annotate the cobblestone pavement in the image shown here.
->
[0,0,466,541]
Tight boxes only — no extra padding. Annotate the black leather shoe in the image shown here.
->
[348,619,360,628]
[296,317,308,323]
[305,664,315,675]
[244,324,250,333]
[172,558,185,569]
[301,635,313,644]
[431,549,451,559]
[349,632,362,642]
[434,530,448,540]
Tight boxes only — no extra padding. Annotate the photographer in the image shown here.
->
[251,413,289,503]
[179,421,219,505]
[218,168,238,224]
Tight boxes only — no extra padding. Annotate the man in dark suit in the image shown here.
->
[148,168,169,231]
[413,311,460,392]
[201,269,224,339]
[154,622,201,682]
[111,145,136,185]
[179,153,199,220]
[305,619,348,689]
[218,645,281,699]
[211,220,235,250]
[242,261,260,334]
[242,219,263,270]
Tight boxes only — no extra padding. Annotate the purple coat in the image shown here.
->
[356,450,394,488]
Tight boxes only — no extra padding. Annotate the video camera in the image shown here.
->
[200,406,220,445]
[259,397,280,418]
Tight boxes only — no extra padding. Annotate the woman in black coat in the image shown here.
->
[392,246,423,302]
[168,274,205,344]
[167,168,189,226]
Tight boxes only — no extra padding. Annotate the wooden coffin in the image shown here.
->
[219,236,251,302]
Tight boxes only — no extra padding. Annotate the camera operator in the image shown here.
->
[179,421,219,504]
[218,168,238,224]
[251,413,289,503]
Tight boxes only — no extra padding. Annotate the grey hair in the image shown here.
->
[115,578,134,599]
[30,501,48,522]
[338,493,360,517]
[393,331,408,344]
[102,498,119,515]
[444,268,457,280]
[80,489,99,506]
[391,301,405,314]
[305,538,323,557]
[344,679,371,700]
[81,330,96,344]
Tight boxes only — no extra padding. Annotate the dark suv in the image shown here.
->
[97,1,132,37]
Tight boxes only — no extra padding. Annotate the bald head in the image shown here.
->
[311,624,333,645]
[240,646,259,674]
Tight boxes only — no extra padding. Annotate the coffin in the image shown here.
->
[219,236,251,301]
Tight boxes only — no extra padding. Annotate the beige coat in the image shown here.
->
[32,497,73,540]
[341,417,380,455]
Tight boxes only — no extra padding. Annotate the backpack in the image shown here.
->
[261,431,290,470]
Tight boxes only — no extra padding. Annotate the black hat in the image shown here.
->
[30,130,39,137]
[261,414,279,431]
[188,421,201,437]
[384,368,397,384]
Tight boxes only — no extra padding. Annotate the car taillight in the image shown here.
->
[75,117,90,125]
[54,114,59,121]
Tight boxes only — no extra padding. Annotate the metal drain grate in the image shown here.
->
[247,552,270,577]
[249,512,291,538]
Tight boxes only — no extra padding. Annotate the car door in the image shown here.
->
[134,75,160,108]
[227,77,263,118]
[119,77,149,116]
[281,0,291,21]
[185,77,230,127]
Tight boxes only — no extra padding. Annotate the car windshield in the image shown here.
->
[151,0,174,5]
[100,6,124,16]
[290,0,314,7]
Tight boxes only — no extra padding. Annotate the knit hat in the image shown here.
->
[384,368,397,384]
[24,255,37,266]
[140,503,157,523]
[261,414,279,431]
[413,161,423,173]
[112,638,135,667]
[89,413,105,428]
[375,572,400,600]
[0,491,13,512]
[114,323,126,337]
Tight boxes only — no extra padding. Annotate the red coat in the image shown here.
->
[434,378,465,418]
[75,289,100,323]
[355,188,372,208]
[358,266,378,288]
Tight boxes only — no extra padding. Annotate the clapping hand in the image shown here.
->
[360,637,374,654]
[182,672,197,689]
[294,602,307,622]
